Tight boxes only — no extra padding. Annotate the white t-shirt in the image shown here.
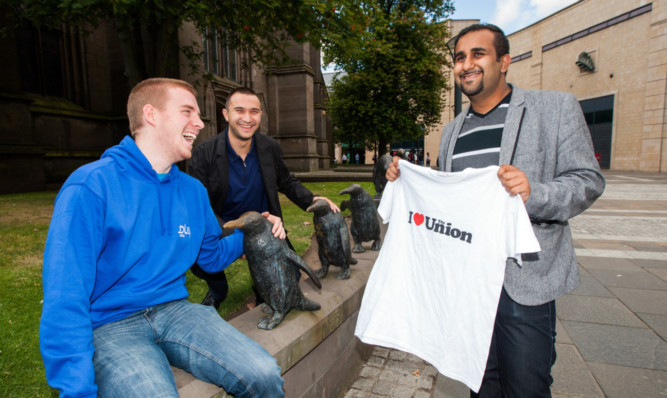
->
[355,161,540,392]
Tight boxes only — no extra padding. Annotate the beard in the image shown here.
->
[228,123,255,141]
[458,69,484,97]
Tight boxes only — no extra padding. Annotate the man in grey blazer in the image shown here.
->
[387,24,604,397]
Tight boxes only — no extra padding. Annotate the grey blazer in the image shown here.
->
[439,84,605,305]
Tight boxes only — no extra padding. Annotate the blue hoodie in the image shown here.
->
[40,136,244,397]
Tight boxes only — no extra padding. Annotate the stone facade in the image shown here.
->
[0,17,332,195]
[425,0,667,172]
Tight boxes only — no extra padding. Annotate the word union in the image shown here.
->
[408,211,472,244]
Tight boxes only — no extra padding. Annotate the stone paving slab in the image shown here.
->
[570,215,667,239]
[569,273,615,297]
[576,255,643,271]
[433,375,468,398]
[561,321,667,371]
[637,313,667,341]
[625,241,667,252]
[556,295,645,327]
[556,318,573,344]
[576,240,639,251]
[575,248,667,260]
[608,286,667,315]
[647,267,667,281]
[592,183,667,200]
[586,362,667,398]
[550,343,605,397]
[591,199,667,212]
[630,258,667,269]
[585,267,667,289]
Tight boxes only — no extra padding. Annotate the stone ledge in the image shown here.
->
[175,227,384,397]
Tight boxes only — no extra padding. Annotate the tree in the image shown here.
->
[7,0,350,88]
[323,0,454,155]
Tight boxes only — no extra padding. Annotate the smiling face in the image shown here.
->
[223,92,262,142]
[154,86,203,163]
[453,29,511,103]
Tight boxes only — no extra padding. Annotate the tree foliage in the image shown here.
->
[323,0,454,155]
[7,0,351,87]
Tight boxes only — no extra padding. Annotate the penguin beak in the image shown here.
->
[339,188,352,195]
[306,200,325,213]
[223,219,244,230]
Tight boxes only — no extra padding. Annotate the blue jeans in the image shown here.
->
[471,288,557,398]
[92,299,284,397]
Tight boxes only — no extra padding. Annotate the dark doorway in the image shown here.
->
[580,95,613,169]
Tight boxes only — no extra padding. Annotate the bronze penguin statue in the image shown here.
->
[339,184,382,253]
[372,154,393,199]
[306,199,357,279]
[373,149,406,199]
[223,211,321,330]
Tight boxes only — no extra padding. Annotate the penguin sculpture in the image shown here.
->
[306,199,358,279]
[372,154,393,199]
[339,184,382,253]
[223,212,321,330]
[372,149,406,199]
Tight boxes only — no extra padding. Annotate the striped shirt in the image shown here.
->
[451,92,512,172]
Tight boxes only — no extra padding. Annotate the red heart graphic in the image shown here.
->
[413,213,424,226]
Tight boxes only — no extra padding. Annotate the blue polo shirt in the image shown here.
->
[219,134,269,222]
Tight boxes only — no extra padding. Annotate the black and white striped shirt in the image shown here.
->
[451,92,512,172]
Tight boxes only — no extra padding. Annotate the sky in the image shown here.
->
[322,0,579,72]
[449,0,579,34]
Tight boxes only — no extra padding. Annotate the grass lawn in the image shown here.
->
[0,181,373,396]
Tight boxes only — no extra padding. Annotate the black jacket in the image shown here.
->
[188,129,314,225]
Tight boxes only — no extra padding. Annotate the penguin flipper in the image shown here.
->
[340,200,350,212]
[339,223,356,265]
[286,250,322,289]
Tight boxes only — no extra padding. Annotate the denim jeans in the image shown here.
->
[92,299,284,397]
[471,288,557,398]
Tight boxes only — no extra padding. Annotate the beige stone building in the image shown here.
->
[425,0,666,172]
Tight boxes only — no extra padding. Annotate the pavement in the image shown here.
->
[332,169,667,398]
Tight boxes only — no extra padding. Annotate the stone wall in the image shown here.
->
[174,225,386,398]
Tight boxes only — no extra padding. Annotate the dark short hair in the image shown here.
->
[453,23,510,60]
[225,87,259,109]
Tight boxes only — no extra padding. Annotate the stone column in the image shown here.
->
[265,43,319,172]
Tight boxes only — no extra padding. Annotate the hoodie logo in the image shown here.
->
[408,210,473,244]
[178,225,191,238]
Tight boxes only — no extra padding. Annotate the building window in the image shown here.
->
[223,44,237,82]
[15,24,64,97]
[203,29,238,82]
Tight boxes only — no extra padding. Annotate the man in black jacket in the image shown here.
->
[189,87,338,309]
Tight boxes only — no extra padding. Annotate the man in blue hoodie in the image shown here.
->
[40,78,285,397]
